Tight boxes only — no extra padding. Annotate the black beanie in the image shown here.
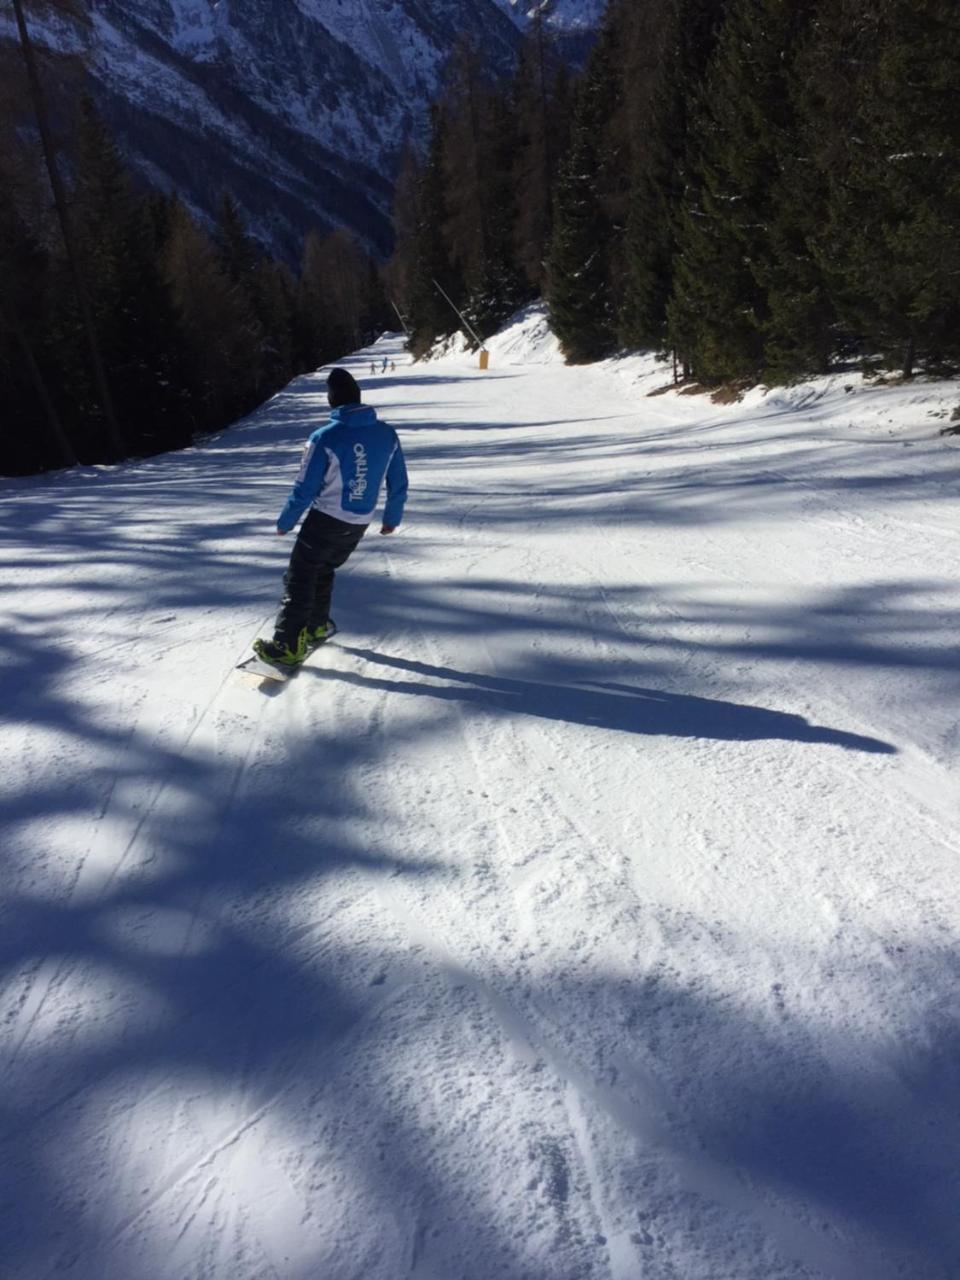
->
[327,367,361,407]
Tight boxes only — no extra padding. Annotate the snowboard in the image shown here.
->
[236,654,296,683]
[236,625,338,684]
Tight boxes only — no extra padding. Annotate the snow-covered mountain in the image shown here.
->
[4,0,558,260]
[495,0,604,67]
[496,0,608,31]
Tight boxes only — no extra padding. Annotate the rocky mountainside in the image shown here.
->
[4,0,601,261]
[496,0,607,32]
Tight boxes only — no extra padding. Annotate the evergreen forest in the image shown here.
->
[391,0,960,385]
[1,12,388,477]
[5,0,958,476]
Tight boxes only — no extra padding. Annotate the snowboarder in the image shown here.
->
[381,356,388,373]
[252,367,408,671]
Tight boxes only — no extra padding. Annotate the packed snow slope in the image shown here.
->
[2,308,959,1279]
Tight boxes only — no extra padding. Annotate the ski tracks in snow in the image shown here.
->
[344,555,863,1277]
[342,353,959,1279]
[3,335,959,1279]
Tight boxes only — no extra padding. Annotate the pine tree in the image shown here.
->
[312,229,370,356]
[71,101,194,454]
[2,79,312,474]
[799,0,960,376]
[252,257,297,392]
[11,3,125,459]
[463,86,529,342]
[666,0,817,382]
[441,41,487,294]
[359,255,391,347]
[512,14,571,294]
[406,106,462,357]
[388,30,566,355]
[617,0,729,350]
[384,142,421,333]
[425,43,529,347]
[293,230,336,373]
[0,56,76,474]
[215,192,259,287]
[163,199,261,430]
[0,173,75,472]
[213,191,272,399]
[546,22,622,364]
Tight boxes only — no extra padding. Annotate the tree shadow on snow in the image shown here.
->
[0,637,954,1279]
[1,352,957,1280]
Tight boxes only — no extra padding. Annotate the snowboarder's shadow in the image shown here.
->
[322,648,896,754]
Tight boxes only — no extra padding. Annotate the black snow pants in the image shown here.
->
[273,509,367,649]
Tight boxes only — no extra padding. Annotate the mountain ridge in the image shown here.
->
[3,0,601,260]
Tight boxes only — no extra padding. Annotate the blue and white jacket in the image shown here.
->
[277,405,408,534]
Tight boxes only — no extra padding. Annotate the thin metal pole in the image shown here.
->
[431,277,484,349]
[389,297,411,335]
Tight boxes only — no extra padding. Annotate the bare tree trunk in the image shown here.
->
[11,0,125,460]
[533,9,554,279]
[535,11,552,213]
[903,336,915,380]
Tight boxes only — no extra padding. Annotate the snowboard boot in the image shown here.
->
[253,630,308,670]
[306,618,338,651]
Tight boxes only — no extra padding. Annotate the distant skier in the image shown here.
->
[252,367,408,671]
[382,356,388,373]
[370,361,377,375]
[390,361,396,372]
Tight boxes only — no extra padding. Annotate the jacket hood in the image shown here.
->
[330,405,378,427]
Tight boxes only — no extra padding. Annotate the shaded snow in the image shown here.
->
[1,313,959,1279]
